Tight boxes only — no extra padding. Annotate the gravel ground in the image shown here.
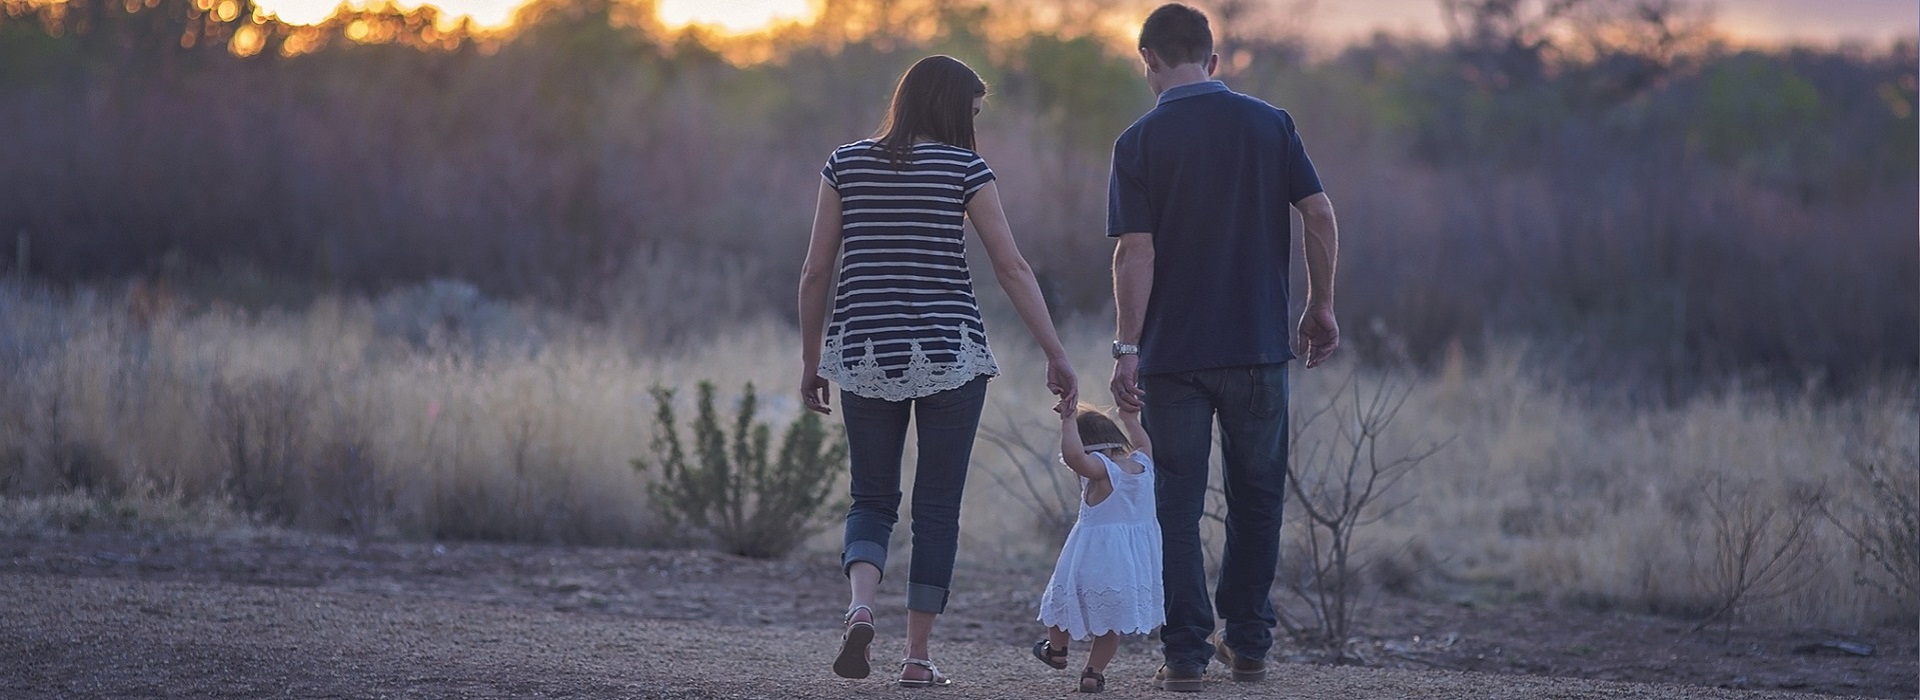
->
[0,532,1907,699]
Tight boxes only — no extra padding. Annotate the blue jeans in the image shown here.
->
[838,375,989,614]
[1144,363,1289,672]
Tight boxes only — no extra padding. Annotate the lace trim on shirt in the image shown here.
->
[820,334,999,402]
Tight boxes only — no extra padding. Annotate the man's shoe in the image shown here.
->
[1150,665,1205,692]
[1211,634,1268,682]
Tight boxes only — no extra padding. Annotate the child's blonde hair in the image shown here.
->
[1074,403,1131,454]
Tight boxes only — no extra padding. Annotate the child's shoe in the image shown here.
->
[1078,667,1106,693]
[1031,639,1068,669]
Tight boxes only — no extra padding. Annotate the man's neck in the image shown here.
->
[1154,64,1215,96]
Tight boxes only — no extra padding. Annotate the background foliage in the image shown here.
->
[0,0,1911,394]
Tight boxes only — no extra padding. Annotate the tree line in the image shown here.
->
[0,0,1913,394]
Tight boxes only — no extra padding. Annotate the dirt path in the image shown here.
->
[0,533,1906,699]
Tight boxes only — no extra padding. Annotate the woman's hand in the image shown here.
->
[1046,355,1077,416]
[800,369,833,415]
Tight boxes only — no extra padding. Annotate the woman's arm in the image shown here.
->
[1058,411,1110,481]
[798,178,842,414]
[965,181,1076,413]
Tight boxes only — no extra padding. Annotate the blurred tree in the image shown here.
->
[0,0,1909,389]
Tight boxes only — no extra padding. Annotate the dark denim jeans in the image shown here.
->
[838,375,989,614]
[1143,363,1289,672]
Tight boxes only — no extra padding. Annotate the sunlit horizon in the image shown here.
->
[245,0,1918,45]
[252,0,817,31]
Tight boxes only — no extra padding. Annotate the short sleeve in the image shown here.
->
[820,149,840,190]
[961,156,994,202]
[1283,113,1324,203]
[1107,130,1152,237]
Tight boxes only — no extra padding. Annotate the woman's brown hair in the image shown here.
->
[873,55,987,161]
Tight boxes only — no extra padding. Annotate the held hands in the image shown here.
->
[1046,355,1078,417]
[1297,306,1340,368]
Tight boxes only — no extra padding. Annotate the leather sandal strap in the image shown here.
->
[1080,668,1106,691]
[843,605,873,624]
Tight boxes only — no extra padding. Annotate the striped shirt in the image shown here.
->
[818,139,1000,402]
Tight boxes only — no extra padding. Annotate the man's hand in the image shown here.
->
[1297,306,1339,368]
[1110,354,1145,412]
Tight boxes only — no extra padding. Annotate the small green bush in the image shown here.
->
[634,381,847,559]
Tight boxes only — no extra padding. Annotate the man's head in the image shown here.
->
[1138,3,1217,92]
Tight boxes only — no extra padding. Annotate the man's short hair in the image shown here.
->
[1139,4,1212,67]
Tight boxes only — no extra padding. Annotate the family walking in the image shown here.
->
[797,2,1340,692]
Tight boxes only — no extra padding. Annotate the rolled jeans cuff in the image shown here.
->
[906,582,949,614]
[843,540,888,579]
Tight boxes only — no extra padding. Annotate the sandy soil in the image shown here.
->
[1,532,1911,699]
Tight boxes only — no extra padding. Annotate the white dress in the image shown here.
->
[1036,451,1165,640]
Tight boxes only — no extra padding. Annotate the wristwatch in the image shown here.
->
[1111,341,1140,358]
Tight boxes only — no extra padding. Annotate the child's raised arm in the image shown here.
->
[1058,410,1110,482]
[1118,406,1152,459]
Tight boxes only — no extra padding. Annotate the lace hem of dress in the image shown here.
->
[1036,582,1164,640]
[820,334,999,402]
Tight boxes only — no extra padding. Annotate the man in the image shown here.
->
[1106,3,1340,692]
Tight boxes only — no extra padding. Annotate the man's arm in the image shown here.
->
[1110,232,1153,410]
[1295,192,1339,368]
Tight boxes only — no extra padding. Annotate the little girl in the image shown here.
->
[1031,403,1164,693]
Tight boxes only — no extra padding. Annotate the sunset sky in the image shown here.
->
[253,0,1918,46]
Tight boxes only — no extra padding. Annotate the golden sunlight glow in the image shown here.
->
[229,23,266,56]
[249,0,815,33]
[656,0,811,35]
[253,0,521,27]
[223,0,1917,45]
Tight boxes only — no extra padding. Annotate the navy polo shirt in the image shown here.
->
[1107,80,1324,375]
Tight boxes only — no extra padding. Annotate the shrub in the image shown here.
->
[1276,374,1447,664]
[1688,472,1825,636]
[207,375,310,523]
[1823,452,1920,621]
[634,381,846,559]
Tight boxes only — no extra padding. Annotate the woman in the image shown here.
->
[798,54,1077,687]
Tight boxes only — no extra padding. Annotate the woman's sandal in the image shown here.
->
[1031,640,1068,670]
[896,657,952,688]
[832,605,875,679]
[1078,667,1106,693]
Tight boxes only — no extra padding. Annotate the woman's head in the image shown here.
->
[875,55,987,156]
[1074,404,1130,454]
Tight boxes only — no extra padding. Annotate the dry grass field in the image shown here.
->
[0,281,1913,634]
